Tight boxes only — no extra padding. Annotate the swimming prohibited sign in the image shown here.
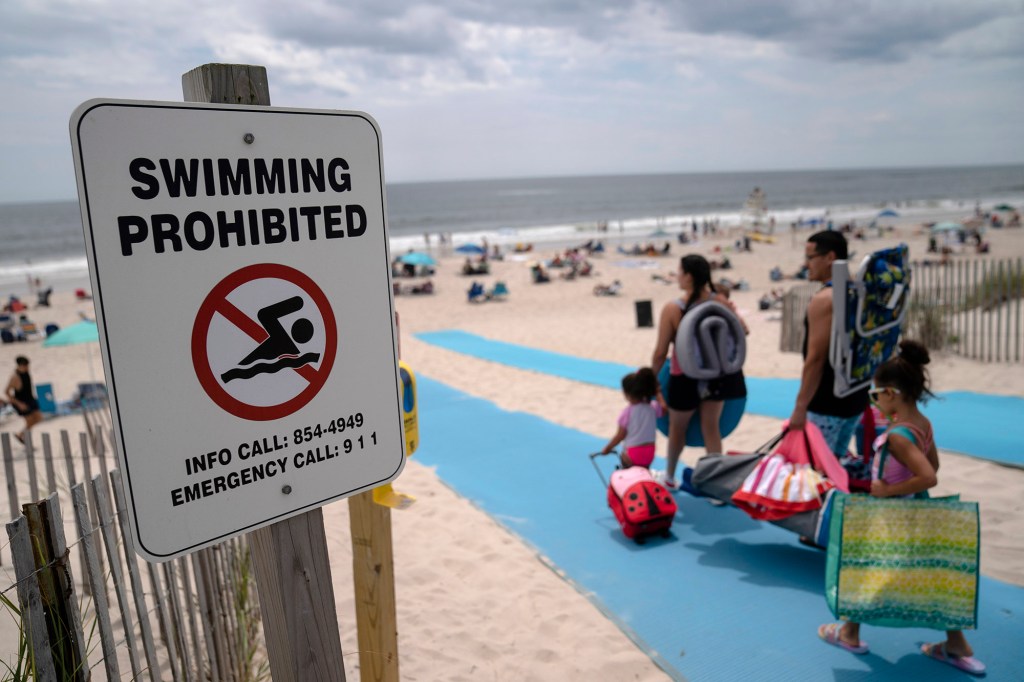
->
[69,99,405,561]
[192,263,337,421]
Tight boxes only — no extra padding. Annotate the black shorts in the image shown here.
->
[14,397,39,416]
[666,372,746,411]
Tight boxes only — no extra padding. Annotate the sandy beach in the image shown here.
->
[2,211,1022,679]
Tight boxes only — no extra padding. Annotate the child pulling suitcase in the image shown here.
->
[590,452,677,544]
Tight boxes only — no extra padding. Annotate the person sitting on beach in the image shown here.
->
[818,339,985,676]
[593,280,622,296]
[4,296,26,313]
[462,258,489,276]
[599,367,665,470]
[17,314,39,340]
[650,255,748,488]
[531,263,551,284]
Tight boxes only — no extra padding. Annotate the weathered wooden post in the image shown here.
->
[182,63,347,682]
[22,494,90,681]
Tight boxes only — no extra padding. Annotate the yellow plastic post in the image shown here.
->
[373,361,418,509]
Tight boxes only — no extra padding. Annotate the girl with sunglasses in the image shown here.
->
[818,339,985,675]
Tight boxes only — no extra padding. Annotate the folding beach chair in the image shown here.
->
[829,244,911,398]
[467,281,486,303]
[487,281,509,300]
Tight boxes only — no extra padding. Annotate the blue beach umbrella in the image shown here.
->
[455,244,485,255]
[877,209,899,218]
[399,251,437,267]
[930,222,964,233]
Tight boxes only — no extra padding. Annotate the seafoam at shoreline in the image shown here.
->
[2,194,1019,298]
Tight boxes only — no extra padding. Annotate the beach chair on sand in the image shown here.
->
[830,244,911,398]
[487,281,509,300]
[467,281,486,303]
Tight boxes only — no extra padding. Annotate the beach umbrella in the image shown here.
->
[455,244,485,255]
[877,209,899,218]
[398,251,437,267]
[42,319,101,385]
[42,319,98,347]
[994,203,1015,211]
[930,222,964,233]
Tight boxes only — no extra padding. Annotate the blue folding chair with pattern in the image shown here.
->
[829,243,912,399]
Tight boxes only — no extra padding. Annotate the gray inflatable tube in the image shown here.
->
[674,301,746,379]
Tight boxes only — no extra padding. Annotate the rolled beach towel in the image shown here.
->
[674,300,746,380]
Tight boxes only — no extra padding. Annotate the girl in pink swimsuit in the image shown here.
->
[600,367,665,469]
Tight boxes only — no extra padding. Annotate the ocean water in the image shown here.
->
[1,164,1022,295]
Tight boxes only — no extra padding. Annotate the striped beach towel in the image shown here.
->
[825,493,979,630]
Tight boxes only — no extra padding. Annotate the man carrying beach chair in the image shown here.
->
[788,231,870,461]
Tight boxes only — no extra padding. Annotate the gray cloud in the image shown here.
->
[249,0,631,57]
[665,1,1022,63]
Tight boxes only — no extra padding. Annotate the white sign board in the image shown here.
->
[69,99,404,561]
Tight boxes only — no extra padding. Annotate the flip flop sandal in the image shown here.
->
[818,623,869,655]
[922,642,986,676]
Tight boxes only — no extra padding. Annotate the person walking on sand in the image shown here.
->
[6,356,42,444]
[818,340,985,676]
[599,367,665,470]
[650,255,748,488]
[788,231,869,460]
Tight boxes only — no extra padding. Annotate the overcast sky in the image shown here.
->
[1,0,1022,203]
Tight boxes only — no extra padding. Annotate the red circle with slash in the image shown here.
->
[191,263,337,421]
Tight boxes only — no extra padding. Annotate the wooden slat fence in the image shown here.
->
[778,258,1023,363]
[2,427,269,681]
[909,257,1023,363]
[779,282,819,353]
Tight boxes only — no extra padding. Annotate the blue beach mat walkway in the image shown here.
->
[413,375,1023,681]
[415,330,1024,467]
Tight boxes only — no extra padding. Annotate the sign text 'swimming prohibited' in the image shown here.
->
[70,100,404,561]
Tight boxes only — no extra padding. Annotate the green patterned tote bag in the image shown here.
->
[825,492,979,630]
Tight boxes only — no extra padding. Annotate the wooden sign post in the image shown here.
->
[181,63,348,682]
[349,491,400,681]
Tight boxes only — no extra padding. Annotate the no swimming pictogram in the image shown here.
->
[192,263,337,421]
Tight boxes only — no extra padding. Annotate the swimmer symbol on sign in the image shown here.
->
[220,296,319,383]
[192,264,337,421]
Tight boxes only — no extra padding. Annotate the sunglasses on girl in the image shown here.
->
[869,386,901,402]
